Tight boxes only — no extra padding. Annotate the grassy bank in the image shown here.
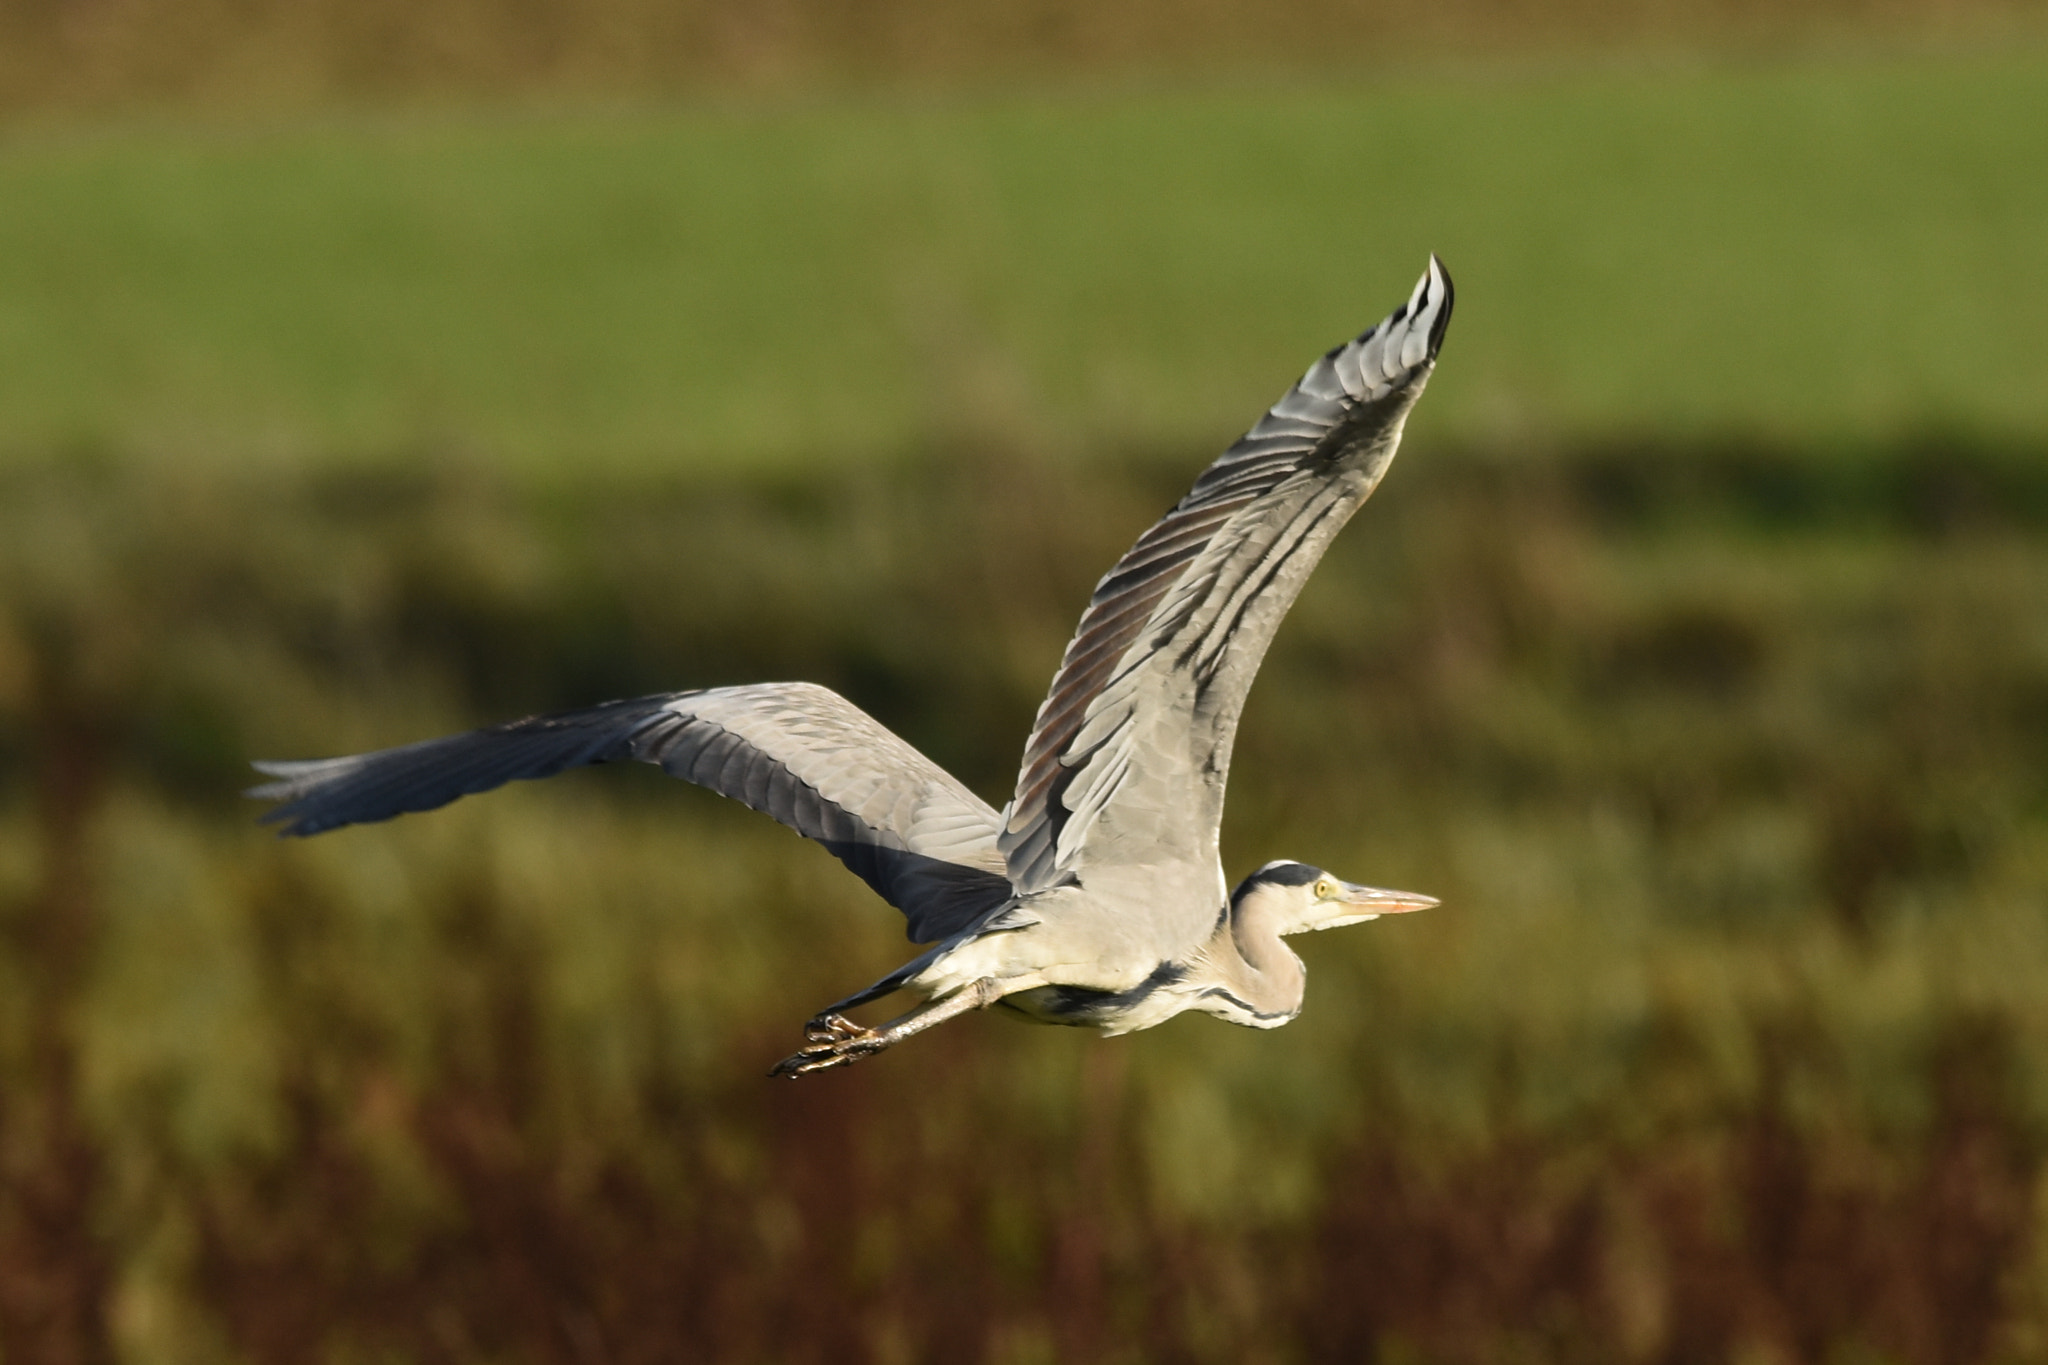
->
[3,51,2044,478]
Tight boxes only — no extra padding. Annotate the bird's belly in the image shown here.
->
[997,962,1197,1036]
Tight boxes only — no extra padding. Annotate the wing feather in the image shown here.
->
[252,681,1012,943]
[1001,257,1453,895]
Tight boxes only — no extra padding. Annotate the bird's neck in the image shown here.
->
[1200,893,1306,1025]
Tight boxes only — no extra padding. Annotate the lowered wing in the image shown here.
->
[252,682,1013,944]
[1001,257,1453,897]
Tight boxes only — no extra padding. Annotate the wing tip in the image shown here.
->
[1423,254,1455,358]
[1333,255,1454,380]
[246,757,349,834]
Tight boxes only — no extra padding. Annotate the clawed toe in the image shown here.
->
[771,1020,887,1078]
[803,1012,865,1044]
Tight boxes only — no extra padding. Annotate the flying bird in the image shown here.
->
[253,256,1454,1076]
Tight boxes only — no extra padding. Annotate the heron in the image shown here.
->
[252,256,1454,1077]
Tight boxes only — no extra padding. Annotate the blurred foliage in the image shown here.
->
[0,0,2041,112]
[3,56,2046,475]
[3,433,2048,1359]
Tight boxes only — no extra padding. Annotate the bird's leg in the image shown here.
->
[771,978,1002,1078]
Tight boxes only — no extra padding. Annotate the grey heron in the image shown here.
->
[252,256,1454,1077]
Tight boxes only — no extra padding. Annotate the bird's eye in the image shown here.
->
[1314,878,1335,899]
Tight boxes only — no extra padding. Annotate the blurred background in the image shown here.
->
[1,1,2046,1360]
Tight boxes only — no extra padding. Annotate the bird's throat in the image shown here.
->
[1205,898,1306,1023]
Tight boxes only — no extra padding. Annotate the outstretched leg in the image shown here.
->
[770,977,1002,1078]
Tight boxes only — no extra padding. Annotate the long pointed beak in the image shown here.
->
[1340,883,1439,914]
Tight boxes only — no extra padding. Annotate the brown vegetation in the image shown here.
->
[3,435,2048,1359]
[2,0,2039,112]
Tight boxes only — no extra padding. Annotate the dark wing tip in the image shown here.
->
[1424,254,1454,358]
[241,696,691,838]
[247,757,356,835]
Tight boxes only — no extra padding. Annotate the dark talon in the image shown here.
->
[772,1018,886,1077]
[803,1012,863,1044]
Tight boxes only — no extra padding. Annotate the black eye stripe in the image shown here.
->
[1229,860,1325,904]
[1262,862,1323,887]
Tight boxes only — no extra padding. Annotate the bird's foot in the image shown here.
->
[803,1012,865,1044]
[770,1014,888,1078]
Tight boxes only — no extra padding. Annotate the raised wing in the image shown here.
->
[252,682,1013,943]
[1001,257,1453,895]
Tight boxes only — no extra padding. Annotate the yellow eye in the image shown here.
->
[1314,878,1335,899]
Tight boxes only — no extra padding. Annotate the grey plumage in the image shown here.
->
[252,683,1014,943]
[252,256,1455,1076]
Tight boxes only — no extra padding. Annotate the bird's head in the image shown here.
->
[1229,860,1438,936]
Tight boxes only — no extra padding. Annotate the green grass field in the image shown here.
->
[2,48,2044,479]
